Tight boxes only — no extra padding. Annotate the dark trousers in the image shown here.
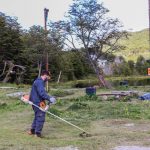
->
[31,106,46,134]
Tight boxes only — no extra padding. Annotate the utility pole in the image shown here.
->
[44,8,49,91]
[148,0,150,76]
[148,0,150,51]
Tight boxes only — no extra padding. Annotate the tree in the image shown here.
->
[0,12,25,83]
[21,25,63,83]
[128,60,135,75]
[0,12,23,62]
[135,55,149,75]
[2,61,25,83]
[113,57,132,76]
[61,51,93,80]
[49,0,127,88]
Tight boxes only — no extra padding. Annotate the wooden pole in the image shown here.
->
[44,8,49,91]
[148,0,150,51]
[57,71,62,84]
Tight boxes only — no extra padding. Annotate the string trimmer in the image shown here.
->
[20,94,91,138]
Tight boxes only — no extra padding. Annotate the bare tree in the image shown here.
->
[1,61,25,83]
[49,0,128,88]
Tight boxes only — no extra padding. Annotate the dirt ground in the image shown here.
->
[51,146,150,150]
[113,146,150,150]
[49,119,150,150]
[51,146,79,150]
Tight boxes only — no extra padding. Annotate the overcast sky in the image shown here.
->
[0,0,148,31]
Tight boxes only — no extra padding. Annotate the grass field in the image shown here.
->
[1,84,150,150]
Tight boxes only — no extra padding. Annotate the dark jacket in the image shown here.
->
[29,77,51,105]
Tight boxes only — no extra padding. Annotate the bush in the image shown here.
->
[70,95,99,102]
[0,103,7,109]
[49,107,62,116]
[67,102,90,110]
[49,90,74,97]
[73,80,98,88]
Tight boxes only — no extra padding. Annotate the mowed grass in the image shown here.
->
[1,85,150,150]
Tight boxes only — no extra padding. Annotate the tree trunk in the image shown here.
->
[38,61,42,77]
[88,57,111,88]
[2,62,14,83]
[2,61,25,83]
[96,68,112,88]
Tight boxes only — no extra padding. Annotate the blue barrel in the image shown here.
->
[85,87,96,96]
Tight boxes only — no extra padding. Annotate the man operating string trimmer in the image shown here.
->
[21,70,91,138]
[27,70,56,138]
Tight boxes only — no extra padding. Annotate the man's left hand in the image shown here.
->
[49,97,56,104]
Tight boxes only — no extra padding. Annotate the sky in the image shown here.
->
[0,0,148,31]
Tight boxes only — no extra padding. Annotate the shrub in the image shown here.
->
[67,102,90,110]
[73,80,98,88]
[0,103,7,109]
[49,90,74,97]
[49,107,62,116]
[70,95,99,102]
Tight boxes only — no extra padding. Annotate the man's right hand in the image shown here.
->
[44,105,49,111]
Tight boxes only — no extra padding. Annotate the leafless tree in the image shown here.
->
[1,61,25,83]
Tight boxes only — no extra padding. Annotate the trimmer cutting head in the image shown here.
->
[79,132,92,138]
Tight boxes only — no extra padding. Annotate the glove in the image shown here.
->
[44,105,49,111]
[49,97,56,104]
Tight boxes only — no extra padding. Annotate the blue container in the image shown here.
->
[85,87,96,96]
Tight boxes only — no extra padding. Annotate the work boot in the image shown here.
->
[35,133,42,138]
[27,129,35,135]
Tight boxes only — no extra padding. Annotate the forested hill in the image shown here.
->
[116,29,149,61]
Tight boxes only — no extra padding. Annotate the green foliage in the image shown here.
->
[0,12,24,83]
[0,100,26,113]
[55,51,93,81]
[49,0,127,86]
[67,102,90,110]
[0,12,23,63]
[116,29,149,61]
[119,96,132,102]
[49,89,74,97]
[49,107,62,117]
[0,102,7,109]
[110,76,150,87]
[73,80,98,88]
[1,86,150,149]
[135,55,149,75]
[0,10,149,84]
[113,54,150,76]
[70,95,99,102]
[1,94,150,121]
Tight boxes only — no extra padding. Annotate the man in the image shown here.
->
[28,70,56,137]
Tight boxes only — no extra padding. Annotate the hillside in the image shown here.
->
[115,29,149,61]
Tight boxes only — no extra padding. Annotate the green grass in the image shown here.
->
[49,75,150,88]
[1,83,150,149]
[116,28,149,61]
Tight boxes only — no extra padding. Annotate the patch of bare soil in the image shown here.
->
[50,146,79,150]
[113,146,150,150]
[90,119,150,150]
